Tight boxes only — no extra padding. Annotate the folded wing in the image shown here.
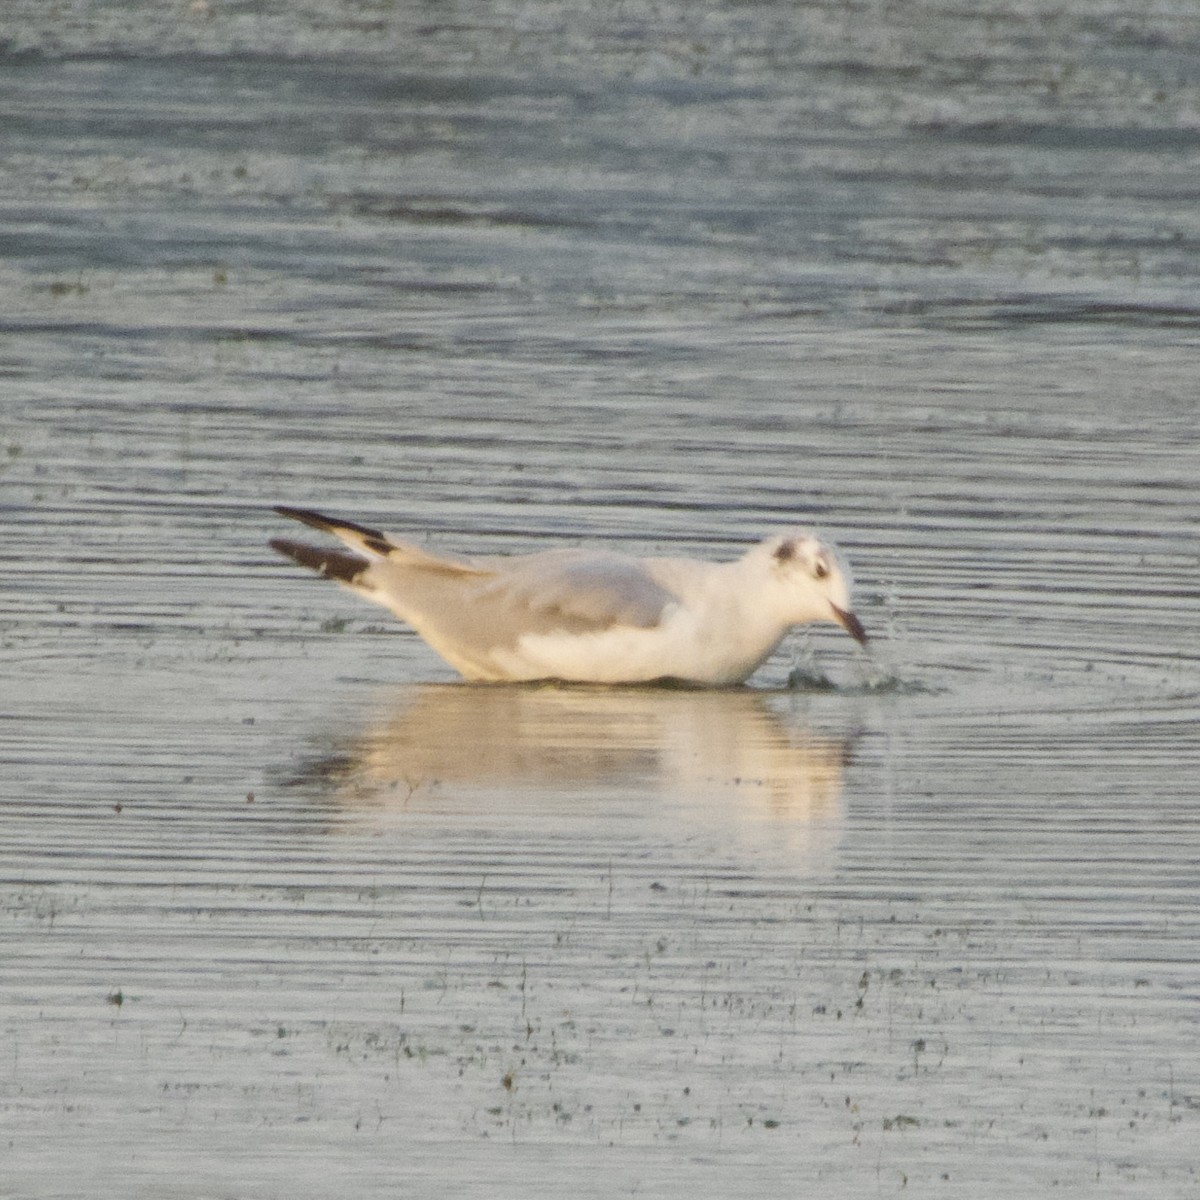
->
[475,549,675,632]
[271,509,678,666]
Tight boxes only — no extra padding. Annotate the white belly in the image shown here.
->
[484,610,779,686]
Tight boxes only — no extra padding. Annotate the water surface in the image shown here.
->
[2,2,1199,1197]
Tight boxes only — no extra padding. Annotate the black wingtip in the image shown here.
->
[270,537,371,584]
[274,505,387,543]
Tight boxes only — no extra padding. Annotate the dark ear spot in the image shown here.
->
[773,538,796,564]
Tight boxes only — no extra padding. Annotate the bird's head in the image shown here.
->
[761,531,868,644]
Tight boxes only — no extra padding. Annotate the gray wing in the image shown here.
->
[474,549,677,632]
[273,509,680,673]
[272,511,673,631]
[364,548,678,669]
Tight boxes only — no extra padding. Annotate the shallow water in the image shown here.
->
[2,2,1200,1197]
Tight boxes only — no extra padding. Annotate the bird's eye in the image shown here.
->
[813,559,829,580]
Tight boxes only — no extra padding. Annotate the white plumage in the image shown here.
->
[271,506,867,685]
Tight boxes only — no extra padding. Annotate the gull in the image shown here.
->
[270,506,868,686]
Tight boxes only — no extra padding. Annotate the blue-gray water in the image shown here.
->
[2,3,1199,1197]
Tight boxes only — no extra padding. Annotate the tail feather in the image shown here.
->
[270,537,372,587]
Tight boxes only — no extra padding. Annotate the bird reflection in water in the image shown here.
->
[296,685,855,863]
